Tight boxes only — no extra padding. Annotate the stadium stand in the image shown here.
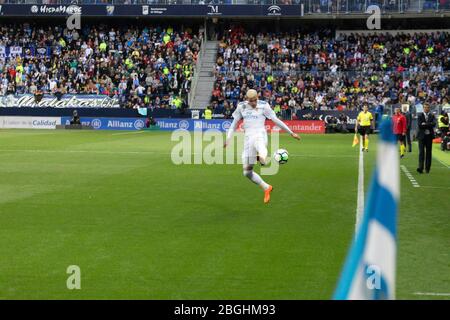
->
[0,1,448,114]
[0,23,203,109]
[210,26,449,116]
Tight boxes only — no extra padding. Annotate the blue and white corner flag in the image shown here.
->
[334,120,399,300]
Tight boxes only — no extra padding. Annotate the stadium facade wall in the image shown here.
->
[0,4,448,18]
[0,4,305,17]
[296,110,363,130]
[0,116,325,133]
[0,109,371,130]
[0,107,190,119]
[0,94,120,108]
[60,117,146,130]
[336,29,450,36]
[0,116,61,129]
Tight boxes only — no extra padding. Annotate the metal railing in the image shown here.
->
[215,70,450,79]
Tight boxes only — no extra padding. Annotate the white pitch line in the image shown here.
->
[400,165,421,188]
[435,157,450,169]
[111,131,146,136]
[0,149,355,159]
[0,149,158,155]
[289,154,357,159]
[355,147,364,233]
[420,185,450,190]
[413,292,450,297]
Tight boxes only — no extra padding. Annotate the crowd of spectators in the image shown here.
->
[211,26,449,118]
[0,22,449,114]
[0,23,203,109]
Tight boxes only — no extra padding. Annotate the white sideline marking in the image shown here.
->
[400,165,421,188]
[290,154,357,159]
[413,292,450,297]
[0,149,158,155]
[355,147,364,233]
[111,131,146,136]
[435,157,450,169]
[0,149,355,159]
[420,185,450,190]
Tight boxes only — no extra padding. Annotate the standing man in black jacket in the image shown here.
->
[417,104,436,174]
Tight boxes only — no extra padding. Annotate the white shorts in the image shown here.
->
[242,133,268,166]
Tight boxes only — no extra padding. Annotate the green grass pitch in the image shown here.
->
[0,129,448,299]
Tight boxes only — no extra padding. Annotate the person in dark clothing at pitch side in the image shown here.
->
[438,110,450,151]
[442,131,450,151]
[70,110,81,125]
[438,110,449,138]
[417,104,436,174]
[402,105,413,152]
[326,116,338,133]
[145,116,156,128]
[223,103,233,119]
[338,113,349,133]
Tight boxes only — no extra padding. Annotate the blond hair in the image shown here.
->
[246,89,258,99]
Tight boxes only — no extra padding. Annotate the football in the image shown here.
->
[273,149,289,164]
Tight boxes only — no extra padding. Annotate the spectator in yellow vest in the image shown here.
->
[163,34,171,44]
[172,96,182,109]
[204,107,212,120]
[99,42,107,52]
[273,104,281,117]
[16,64,23,73]
[125,57,133,69]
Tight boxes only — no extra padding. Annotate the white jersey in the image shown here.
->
[232,100,276,137]
[225,99,294,145]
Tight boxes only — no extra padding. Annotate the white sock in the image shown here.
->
[244,170,269,190]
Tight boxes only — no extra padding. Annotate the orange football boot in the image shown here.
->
[264,185,273,204]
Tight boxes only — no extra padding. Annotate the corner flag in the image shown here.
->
[334,119,399,300]
[352,133,359,147]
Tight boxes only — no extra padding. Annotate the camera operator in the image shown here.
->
[338,113,349,133]
[438,110,449,151]
[145,116,156,128]
[442,131,450,152]
[70,110,81,125]
[326,116,338,133]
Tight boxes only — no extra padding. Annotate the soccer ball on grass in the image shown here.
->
[273,149,289,164]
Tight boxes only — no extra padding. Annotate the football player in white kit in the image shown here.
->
[224,89,300,203]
